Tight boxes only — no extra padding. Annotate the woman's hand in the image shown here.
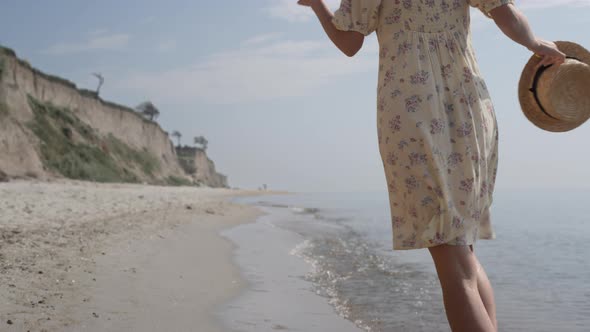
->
[295,0,363,57]
[529,39,566,69]
[489,5,566,70]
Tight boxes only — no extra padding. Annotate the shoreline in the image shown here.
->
[217,198,362,332]
[0,179,286,331]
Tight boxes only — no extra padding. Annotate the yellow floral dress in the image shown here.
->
[332,0,513,250]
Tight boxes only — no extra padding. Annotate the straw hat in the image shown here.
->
[518,41,590,132]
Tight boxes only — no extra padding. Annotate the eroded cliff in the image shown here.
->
[176,146,228,188]
[0,46,227,187]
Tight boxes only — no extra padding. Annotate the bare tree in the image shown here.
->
[92,73,104,96]
[193,135,208,150]
[135,101,160,121]
[172,131,182,147]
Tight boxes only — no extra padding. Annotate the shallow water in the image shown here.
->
[225,188,590,331]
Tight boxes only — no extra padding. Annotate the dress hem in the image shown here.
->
[391,233,496,251]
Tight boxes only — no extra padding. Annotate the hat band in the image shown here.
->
[529,56,581,120]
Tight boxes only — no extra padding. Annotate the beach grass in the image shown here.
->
[26,95,165,183]
[0,57,4,80]
[105,134,160,176]
[165,175,193,186]
[0,102,8,118]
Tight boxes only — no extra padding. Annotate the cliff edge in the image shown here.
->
[176,146,228,188]
[0,46,227,187]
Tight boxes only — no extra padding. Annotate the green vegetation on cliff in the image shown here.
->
[26,96,164,183]
[176,151,197,174]
[165,175,193,186]
[104,134,160,177]
[0,44,209,186]
[0,102,8,118]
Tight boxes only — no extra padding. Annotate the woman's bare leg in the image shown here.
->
[472,247,497,330]
[428,244,496,332]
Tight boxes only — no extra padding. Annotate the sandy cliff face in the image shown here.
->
[176,146,228,188]
[0,46,225,186]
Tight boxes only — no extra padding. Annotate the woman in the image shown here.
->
[297,0,566,331]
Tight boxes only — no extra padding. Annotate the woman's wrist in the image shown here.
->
[526,38,541,53]
[310,0,325,13]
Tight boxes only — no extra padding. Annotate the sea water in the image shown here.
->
[221,188,590,331]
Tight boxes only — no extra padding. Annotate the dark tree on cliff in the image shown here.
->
[193,136,208,151]
[135,101,160,121]
[92,73,104,96]
[171,131,182,147]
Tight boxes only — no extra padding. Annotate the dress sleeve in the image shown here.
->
[331,0,382,36]
[469,0,514,19]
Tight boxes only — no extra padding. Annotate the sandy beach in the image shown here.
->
[0,179,283,332]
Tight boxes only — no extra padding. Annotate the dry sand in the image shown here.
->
[0,179,283,331]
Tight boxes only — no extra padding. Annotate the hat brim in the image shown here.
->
[518,41,590,132]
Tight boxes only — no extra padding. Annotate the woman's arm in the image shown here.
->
[488,3,565,68]
[298,0,364,57]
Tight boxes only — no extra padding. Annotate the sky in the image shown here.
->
[1,0,589,193]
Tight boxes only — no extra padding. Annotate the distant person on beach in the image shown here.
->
[297,0,565,331]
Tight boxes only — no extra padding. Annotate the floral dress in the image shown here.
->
[332,0,513,250]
